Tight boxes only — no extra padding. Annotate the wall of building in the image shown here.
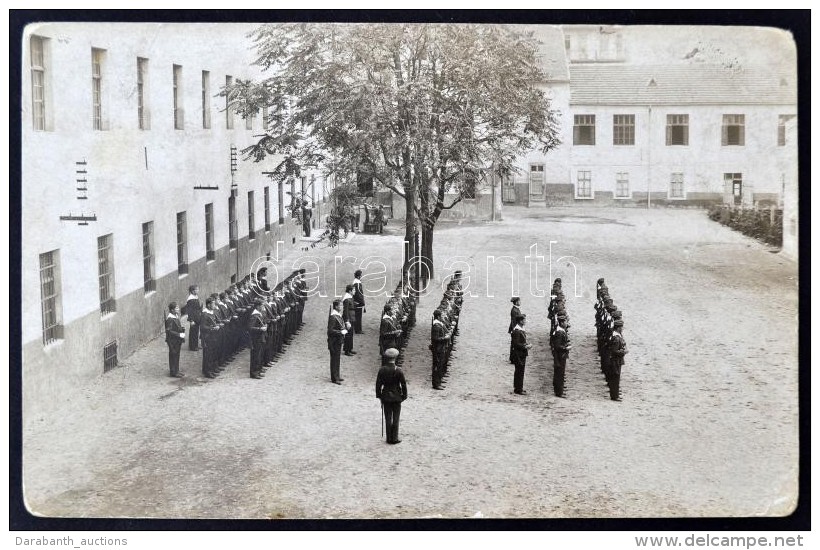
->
[21,23,319,417]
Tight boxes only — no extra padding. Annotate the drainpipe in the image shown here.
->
[647,105,652,209]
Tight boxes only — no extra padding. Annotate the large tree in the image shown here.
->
[226,23,560,279]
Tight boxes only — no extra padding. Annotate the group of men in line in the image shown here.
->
[594,278,627,401]
[326,271,366,384]
[430,272,463,390]
[164,269,308,380]
[378,280,418,367]
[548,278,572,398]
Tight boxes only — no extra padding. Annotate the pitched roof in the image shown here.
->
[569,64,796,106]
[531,25,570,82]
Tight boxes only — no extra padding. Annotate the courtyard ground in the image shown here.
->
[22,206,799,519]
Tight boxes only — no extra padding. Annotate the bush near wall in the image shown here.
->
[708,205,783,247]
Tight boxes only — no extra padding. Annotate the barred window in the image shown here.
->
[264,186,271,232]
[202,70,211,129]
[137,57,149,130]
[176,212,188,274]
[226,75,234,129]
[666,114,689,146]
[576,170,592,198]
[205,203,215,261]
[615,172,630,198]
[248,191,256,240]
[98,234,116,314]
[39,250,63,344]
[278,181,285,225]
[670,172,685,199]
[31,35,46,131]
[228,196,238,249]
[721,114,745,146]
[142,222,156,293]
[92,48,104,130]
[613,114,635,145]
[573,114,596,145]
[173,64,184,130]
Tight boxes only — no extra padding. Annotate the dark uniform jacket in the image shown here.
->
[185,295,202,324]
[342,293,355,324]
[608,331,627,365]
[165,315,185,346]
[353,279,365,308]
[511,325,529,358]
[551,326,571,357]
[431,319,449,352]
[509,305,521,334]
[327,312,346,345]
[375,366,408,403]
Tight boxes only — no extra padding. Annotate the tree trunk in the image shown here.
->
[421,223,434,283]
[403,191,417,279]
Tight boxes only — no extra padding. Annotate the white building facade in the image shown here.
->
[22,23,324,416]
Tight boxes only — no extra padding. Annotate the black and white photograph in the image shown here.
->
[14,14,805,527]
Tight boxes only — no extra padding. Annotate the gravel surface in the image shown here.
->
[22,206,799,519]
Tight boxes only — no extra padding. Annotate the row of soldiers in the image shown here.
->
[430,271,464,390]
[547,278,572,398]
[594,277,627,401]
[246,269,308,379]
[379,280,418,367]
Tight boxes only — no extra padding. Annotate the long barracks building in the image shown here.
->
[21,23,330,417]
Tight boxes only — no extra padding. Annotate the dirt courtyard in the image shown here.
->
[22,206,799,519]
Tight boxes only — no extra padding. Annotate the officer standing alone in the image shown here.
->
[376,348,408,444]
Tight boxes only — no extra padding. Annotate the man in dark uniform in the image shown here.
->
[430,309,450,390]
[342,284,356,355]
[353,270,365,334]
[510,314,531,395]
[551,314,571,397]
[165,302,185,377]
[375,348,408,444]
[185,285,202,351]
[200,297,220,378]
[327,299,347,384]
[380,304,402,364]
[248,299,268,379]
[608,319,627,401]
[509,296,522,364]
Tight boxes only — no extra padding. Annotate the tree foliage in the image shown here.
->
[225,23,561,275]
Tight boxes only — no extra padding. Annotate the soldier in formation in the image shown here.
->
[379,281,417,366]
[594,278,627,401]
[548,278,572,397]
[429,271,463,390]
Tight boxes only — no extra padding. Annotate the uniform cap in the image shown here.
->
[383,348,400,359]
[613,320,624,327]
[611,310,622,319]
[510,296,520,303]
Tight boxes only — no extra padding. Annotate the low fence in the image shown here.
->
[708,205,783,247]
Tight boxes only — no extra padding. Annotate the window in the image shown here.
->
[721,114,745,146]
[264,186,271,232]
[98,234,116,314]
[564,34,571,51]
[245,112,253,131]
[529,163,545,196]
[357,172,374,197]
[666,114,689,145]
[670,172,685,199]
[103,341,118,372]
[173,64,183,130]
[201,70,211,129]
[262,106,269,130]
[142,222,155,293]
[205,203,215,261]
[176,212,188,274]
[248,191,256,240]
[615,172,630,198]
[778,114,795,146]
[278,181,285,224]
[226,75,234,129]
[576,170,592,198]
[39,250,63,344]
[92,48,104,130]
[228,196,238,249]
[30,35,47,131]
[613,114,635,145]
[137,57,149,130]
[573,115,596,145]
